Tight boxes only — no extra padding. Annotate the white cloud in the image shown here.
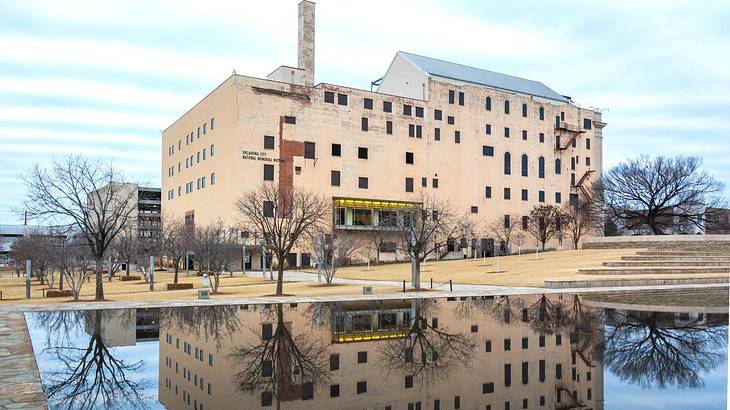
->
[0,105,171,129]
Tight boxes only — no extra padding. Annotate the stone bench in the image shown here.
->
[120,275,142,281]
[167,283,194,291]
[46,289,73,298]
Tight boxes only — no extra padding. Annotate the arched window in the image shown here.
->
[504,152,511,175]
[504,100,510,114]
[485,96,492,111]
[521,154,528,177]
[555,158,562,174]
[522,103,528,117]
[539,106,545,121]
[538,156,545,178]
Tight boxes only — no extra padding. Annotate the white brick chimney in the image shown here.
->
[297,1,315,86]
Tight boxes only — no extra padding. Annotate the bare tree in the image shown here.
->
[160,215,189,284]
[563,199,594,249]
[56,235,94,301]
[160,305,241,350]
[394,193,470,288]
[525,204,566,251]
[231,304,329,407]
[487,213,521,255]
[21,156,138,300]
[306,232,361,284]
[111,226,139,277]
[236,183,329,296]
[594,155,726,235]
[9,230,55,286]
[192,221,239,293]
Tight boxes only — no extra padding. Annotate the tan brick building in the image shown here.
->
[161,1,606,269]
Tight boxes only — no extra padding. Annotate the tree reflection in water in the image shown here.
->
[39,309,149,409]
[602,310,728,389]
[230,304,330,408]
[378,299,476,386]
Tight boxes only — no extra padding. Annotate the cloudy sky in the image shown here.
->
[1,0,728,224]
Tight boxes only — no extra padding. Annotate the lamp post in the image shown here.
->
[185,251,192,277]
[25,260,31,299]
[149,256,155,291]
[242,244,247,276]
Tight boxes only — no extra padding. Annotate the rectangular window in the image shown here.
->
[584,118,592,129]
[358,177,368,189]
[406,152,414,164]
[383,101,392,112]
[337,93,348,106]
[364,98,373,109]
[486,124,492,135]
[483,382,494,394]
[211,173,216,185]
[416,125,422,138]
[356,381,367,394]
[538,360,546,381]
[405,177,414,192]
[197,126,201,138]
[556,334,562,345]
[203,148,207,160]
[284,116,296,124]
[522,130,527,140]
[455,130,460,144]
[521,189,528,201]
[203,123,207,135]
[409,124,415,137]
[330,384,340,398]
[454,396,460,409]
[210,144,215,156]
[504,364,512,386]
[405,375,413,389]
[403,104,412,116]
[302,382,314,400]
[434,128,441,141]
[539,132,545,143]
[586,157,591,166]
[357,351,368,363]
[504,187,511,200]
[458,91,464,105]
[324,91,334,103]
[434,109,442,120]
[330,353,339,370]
[504,338,511,351]
[415,106,424,117]
[447,116,455,125]
[361,117,368,131]
[432,178,439,188]
[331,170,340,187]
[483,146,494,156]
[471,206,478,214]
[386,121,393,135]
[210,117,215,129]
[586,138,591,149]
[263,201,274,217]
[522,215,528,229]
[264,164,274,181]
[486,340,492,352]
[448,90,455,104]
[421,177,427,187]
[262,323,273,339]
[485,186,492,198]
[504,127,510,138]
[358,147,368,159]
[522,362,529,384]
[331,143,341,156]
[556,364,562,379]
[555,192,562,203]
[304,141,315,159]
[522,337,528,349]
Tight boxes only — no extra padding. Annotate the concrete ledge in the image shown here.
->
[582,234,730,250]
[546,276,730,288]
[579,267,730,275]
[604,261,730,267]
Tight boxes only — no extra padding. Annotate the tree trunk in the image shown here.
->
[412,258,421,289]
[95,259,104,301]
[59,269,64,291]
[276,266,284,295]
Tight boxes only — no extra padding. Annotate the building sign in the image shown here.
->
[242,150,282,163]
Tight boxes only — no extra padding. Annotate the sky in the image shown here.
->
[0,0,729,224]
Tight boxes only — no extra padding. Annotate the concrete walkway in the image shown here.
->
[0,313,47,409]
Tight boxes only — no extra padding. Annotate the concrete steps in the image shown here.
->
[604,260,730,267]
[636,250,727,257]
[622,255,730,262]
[579,266,730,275]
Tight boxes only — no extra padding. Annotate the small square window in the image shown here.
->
[405,152,414,164]
[383,101,392,112]
[483,146,494,156]
[337,93,348,106]
[357,351,367,363]
[403,104,412,116]
[331,143,341,156]
[358,177,368,189]
[434,109,442,120]
[583,118,592,129]
[330,384,340,397]
[432,178,439,188]
[483,382,494,394]
[324,91,334,103]
[263,164,274,181]
[284,116,296,124]
[356,381,367,394]
[261,391,273,407]
[470,207,478,214]
[471,324,479,332]
[304,141,315,159]
[264,135,275,149]
[358,147,368,159]
[364,98,373,109]
[331,170,340,187]
[415,106,424,117]
[447,116,455,125]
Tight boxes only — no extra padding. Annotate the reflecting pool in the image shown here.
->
[26,290,728,409]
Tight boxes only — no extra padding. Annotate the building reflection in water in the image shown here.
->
[158,294,620,410]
